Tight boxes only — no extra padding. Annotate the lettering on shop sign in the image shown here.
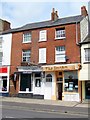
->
[43,65,76,71]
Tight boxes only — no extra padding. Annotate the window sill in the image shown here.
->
[38,40,47,42]
[55,61,66,63]
[38,63,46,65]
[22,41,31,44]
[55,37,66,40]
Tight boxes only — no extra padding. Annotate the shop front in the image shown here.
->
[85,81,90,99]
[42,63,81,101]
[79,64,90,100]
[0,67,9,96]
[14,66,44,99]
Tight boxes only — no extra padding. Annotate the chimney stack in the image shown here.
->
[51,8,59,21]
[81,6,88,17]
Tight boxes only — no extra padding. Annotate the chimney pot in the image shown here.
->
[81,6,88,17]
[51,8,59,21]
[52,8,55,12]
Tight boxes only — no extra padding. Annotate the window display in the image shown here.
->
[64,71,78,92]
[0,76,7,92]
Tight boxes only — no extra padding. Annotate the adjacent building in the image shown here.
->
[0,19,12,96]
[79,5,90,100]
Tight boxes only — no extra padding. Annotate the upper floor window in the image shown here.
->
[22,50,31,62]
[55,46,66,62]
[39,30,47,42]
[84,48,90,62]
[55,28,65,39]
[23,33,31,43]
[39,48,46,63]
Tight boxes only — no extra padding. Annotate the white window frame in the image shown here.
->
[23,33,31,43]
[22,50,31,62]
[39,30,47,42]
[84,48,90,62]
[55,28,65,39]
[39,48,46,63]
[0,76,8,92]
[55,46,66,62]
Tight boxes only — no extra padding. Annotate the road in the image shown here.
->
[1,101,89,119]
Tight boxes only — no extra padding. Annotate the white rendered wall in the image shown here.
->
[80,16,88,42]
[2,33,12,66]
[79,44,90,80]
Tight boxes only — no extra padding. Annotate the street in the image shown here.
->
[1,101,89,119]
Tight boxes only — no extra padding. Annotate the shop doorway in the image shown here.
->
[57,83,62,100]
[20,74,31,92]
[85,81,90,99]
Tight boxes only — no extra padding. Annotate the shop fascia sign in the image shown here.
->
[18,66,42,71]
[0,67,8,73]
[42,64,80,71]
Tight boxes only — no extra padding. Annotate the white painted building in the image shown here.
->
[0,33,12,96]
[79,15,90,100]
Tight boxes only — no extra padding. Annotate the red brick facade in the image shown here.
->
[9,6,88,95]
[11,23,81,72]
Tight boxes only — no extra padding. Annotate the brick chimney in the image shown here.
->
[81,6,88,17]
[51,8,59,21]
[0,19,11,32]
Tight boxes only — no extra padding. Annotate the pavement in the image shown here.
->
[0,96,90,108]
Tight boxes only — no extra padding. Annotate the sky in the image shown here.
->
[0,0,89,28]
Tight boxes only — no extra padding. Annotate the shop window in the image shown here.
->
[46,74,52,82]
[64,78,78,92]
[35,73,41,87]
[0,76,7,91]
[64,71,78,92]
[35,79,41,87]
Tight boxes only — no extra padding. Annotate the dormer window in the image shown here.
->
[55,28,65,39]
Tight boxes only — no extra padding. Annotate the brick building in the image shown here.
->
[3,6,88,101]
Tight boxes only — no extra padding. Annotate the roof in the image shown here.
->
[79,34,90,44]
[79,20,90,44]
[1,15,83,34]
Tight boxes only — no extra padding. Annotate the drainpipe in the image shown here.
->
[76,21,78,45]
